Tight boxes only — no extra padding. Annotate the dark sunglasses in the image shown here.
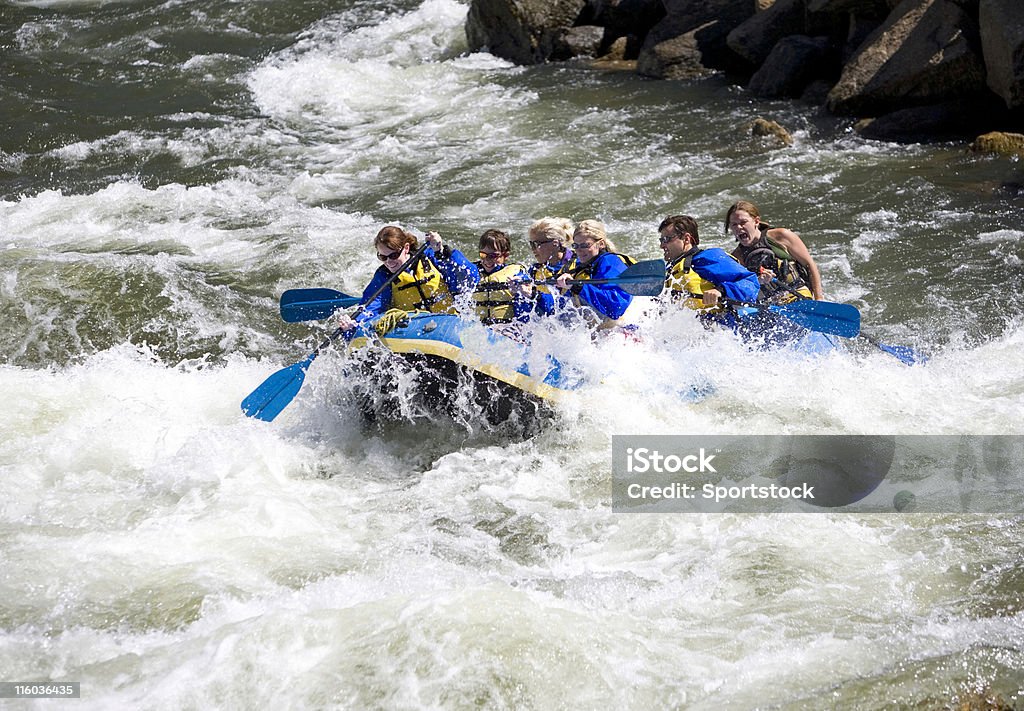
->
[377,250,402,262]
[479,251,504,259]
[528,240,555,248]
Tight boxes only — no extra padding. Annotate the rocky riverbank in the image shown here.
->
[466,0,1024,150]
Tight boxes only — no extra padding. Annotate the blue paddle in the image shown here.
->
[768,279,926,364]
[280,288,360,323]
[726,298,861,338]
[241,242,430,421]
[858,332,928,365]
[240,342,335,422]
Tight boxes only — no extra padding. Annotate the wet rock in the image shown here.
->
[853,100,999,142]
[589,0,666,50]
[727,0,806,66]
[749,35,837,98]
[827,0,986,116]
[843,13,885,62]
[980,0,1024,109]
[551,25,605,59]
[465,0,1024,143]
[750,117,794,146]
[807,0,889,13]
[465,0,588,64]
[636,0,755,78]
[970,130,1024,157]
[601,35,630,60]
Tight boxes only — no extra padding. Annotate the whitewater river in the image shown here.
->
[2,0,1023,707]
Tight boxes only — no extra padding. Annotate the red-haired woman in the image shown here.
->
[336,226,479,334]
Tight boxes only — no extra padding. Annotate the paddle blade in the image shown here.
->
[610,259,666,296]
[771,300,861,338]
[241,355,315,421]
[280,288,360,323]
[616,275,666,297]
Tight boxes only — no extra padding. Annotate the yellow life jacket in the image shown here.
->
[528,257,571,297]
[473,263,528,324]
[390,256,455,313]
[567,251,636,329]
[666,249,725,311]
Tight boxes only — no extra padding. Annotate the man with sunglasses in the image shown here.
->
[335,226,479,336]
[658,214,760,313]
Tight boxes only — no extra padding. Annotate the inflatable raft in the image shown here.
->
[347,312,580,428]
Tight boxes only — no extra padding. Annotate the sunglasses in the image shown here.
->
[479,251,504,259]
[528,240,555,248]
[658,233,679,245]
[571,241,597,250]
[377,250,402,262]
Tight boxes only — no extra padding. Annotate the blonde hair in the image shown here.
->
[574,219,617,253]
[528,217,574,248]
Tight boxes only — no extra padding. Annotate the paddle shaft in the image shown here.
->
[305,241,431,354]
[533,259,665,297]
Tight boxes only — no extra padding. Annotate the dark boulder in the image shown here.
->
[853,96,1006,142]
[749,35,838,98]
[637,0,756,79]
[466,0,589,64]
[827,0,986,116]
[727,0,807,67]
[980,0,1024,109]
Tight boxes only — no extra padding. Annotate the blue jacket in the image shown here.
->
[687,247,761,303]
[562,251,633,321]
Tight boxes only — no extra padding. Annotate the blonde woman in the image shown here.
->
[554,219,635,328]
[526,217,575,317]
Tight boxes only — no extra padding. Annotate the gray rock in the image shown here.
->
[854,98,1001,141]
[552,25,605,60]
[727,0,807,66]
[827,0,986,116]
[465,0,588,65]
[749,35,837,98]
[590,0,666,40]
[637,0,755,78]
[980,0,1024,108]
[807,0,888,12]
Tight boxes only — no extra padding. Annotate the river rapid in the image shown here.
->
[2,0,1023,708]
